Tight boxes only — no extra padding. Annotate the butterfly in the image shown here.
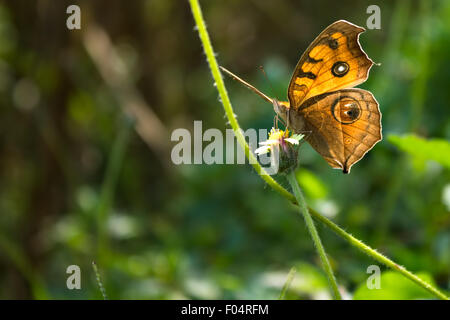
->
[221,20,382,174]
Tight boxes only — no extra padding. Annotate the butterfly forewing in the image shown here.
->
[288,20,374,109]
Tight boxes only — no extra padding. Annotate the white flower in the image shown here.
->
[254,145,271,155]
[255,128,304,155]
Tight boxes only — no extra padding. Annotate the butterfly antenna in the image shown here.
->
[258,66,278,101]
[219,66,273,104]
[259,66,288,129]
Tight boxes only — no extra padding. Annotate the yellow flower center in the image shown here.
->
[268,128,290,141]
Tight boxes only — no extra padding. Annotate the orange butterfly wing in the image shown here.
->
[288,20,374,108]
[296,89,382,173]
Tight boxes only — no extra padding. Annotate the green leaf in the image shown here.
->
[388,134,450,169]
[353,270,437,300]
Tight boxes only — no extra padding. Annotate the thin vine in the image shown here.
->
[287,171,341,299]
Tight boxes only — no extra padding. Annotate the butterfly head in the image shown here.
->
[272,100,290,122]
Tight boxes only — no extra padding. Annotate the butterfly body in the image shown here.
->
[221,20,382,173]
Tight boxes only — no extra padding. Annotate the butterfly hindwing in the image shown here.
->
[297,88,381,173]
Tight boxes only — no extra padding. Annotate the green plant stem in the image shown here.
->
[188,0,286,194]
[307,206,448,300]
[92,261,108,300]
[0,233,49,299]
[97,117,132,260]
[189,0,449,300]
[287,171,342,299]
[278,266,296,300]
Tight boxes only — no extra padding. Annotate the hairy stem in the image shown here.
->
[307,205,448,300]
[92,261,108,300]
[188,0,449,300]
[278,266,297,300]
[287,171,342,299]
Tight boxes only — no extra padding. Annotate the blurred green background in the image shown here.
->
[0,0,448,299]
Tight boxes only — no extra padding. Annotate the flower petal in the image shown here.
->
[259,139,280,146]
[255,145,271,155]
[285,138,300,145]
[291,134,305,141]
